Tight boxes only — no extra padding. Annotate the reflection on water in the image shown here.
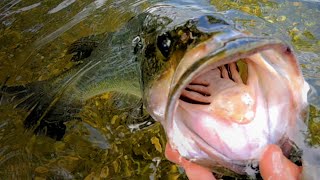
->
[0,0,319,179]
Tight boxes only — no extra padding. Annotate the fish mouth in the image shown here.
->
[165,35,305,172]
[179,61,253,123]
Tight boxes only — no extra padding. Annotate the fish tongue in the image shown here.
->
[181,65,255,124]
[209,84,255,124]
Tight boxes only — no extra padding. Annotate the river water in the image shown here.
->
[0,0,319,179]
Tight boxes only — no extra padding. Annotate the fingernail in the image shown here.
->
[271,151,284,175]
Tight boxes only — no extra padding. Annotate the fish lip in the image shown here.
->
[164,36,292,171]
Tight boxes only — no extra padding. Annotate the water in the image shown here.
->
[0,0,319,179]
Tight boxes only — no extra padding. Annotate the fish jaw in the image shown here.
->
[156,35,309,174]
[146,68,174,123]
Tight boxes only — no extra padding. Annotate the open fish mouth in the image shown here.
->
[164,35,307,173]
[179,61,254,123]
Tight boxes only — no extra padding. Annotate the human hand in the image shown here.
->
[165,143,216,180]
[165,143,302,180]
[259,144,302,179]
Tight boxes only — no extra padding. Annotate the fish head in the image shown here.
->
[138,13,309,174]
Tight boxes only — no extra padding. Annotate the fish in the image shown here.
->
[0,1,311,177]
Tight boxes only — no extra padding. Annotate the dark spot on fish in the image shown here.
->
[67,38,99,62]
[34,121,66,141]
[145,44,156,59]
[285,47,292,54]
[196,15,229,33]
[206,15,229,25]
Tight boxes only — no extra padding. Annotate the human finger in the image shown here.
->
[259,144,302,180]
[165,143,216,180]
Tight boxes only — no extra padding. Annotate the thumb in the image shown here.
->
[259,144,302,180]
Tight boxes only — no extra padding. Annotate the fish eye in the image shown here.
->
[157,33,172,58]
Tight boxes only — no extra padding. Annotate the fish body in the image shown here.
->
[0,1,310,176]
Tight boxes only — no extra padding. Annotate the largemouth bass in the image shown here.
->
[0,1,313,177]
